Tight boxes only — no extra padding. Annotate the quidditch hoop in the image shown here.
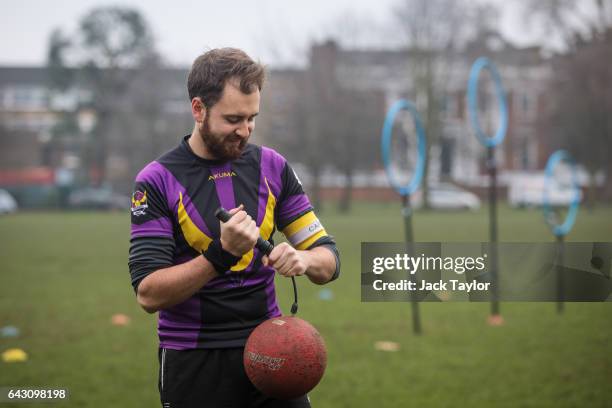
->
[543,150,580,237]
[381,99,426,196]
[467,57,509,147]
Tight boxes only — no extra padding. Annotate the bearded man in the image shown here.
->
[128,48,340,408]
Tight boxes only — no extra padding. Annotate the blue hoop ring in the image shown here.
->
[467,57,509,147]
[381,99,427,196]
[543,150,581,237]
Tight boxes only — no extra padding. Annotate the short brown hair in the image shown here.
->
[187,48,265,107]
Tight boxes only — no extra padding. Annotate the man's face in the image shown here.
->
[199,79,260,161]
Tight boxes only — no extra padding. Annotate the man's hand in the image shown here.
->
[263,242,310,277]
[220,205,259,257]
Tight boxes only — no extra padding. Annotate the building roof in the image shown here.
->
[0,65,189,88]
[0,66,52,87]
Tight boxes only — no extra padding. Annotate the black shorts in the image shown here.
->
[158,347,312,408]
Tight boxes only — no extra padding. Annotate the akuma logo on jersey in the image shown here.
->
[208,171,237,181]
[131,190,148,216]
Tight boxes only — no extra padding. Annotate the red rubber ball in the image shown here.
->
[244,316,327,400]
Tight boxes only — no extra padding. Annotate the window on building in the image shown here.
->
[7,86,48,110]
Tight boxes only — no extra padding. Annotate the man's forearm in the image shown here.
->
[301,246,337,285]
[136,256,218,313]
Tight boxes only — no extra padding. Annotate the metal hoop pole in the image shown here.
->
[467,57,508,321]
[487,147,500,316]
[555,235,565,314]
[402,194,421,335]
[381,99,427,335]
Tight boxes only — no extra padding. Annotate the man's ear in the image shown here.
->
[191,97,206,123]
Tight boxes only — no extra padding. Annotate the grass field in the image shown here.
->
[0,203,611,407]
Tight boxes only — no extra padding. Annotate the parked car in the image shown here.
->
[429,183,481,210]
[68,187,130,210]
[0,189,18,214]
[508,173,582,208]
[413,183,481,210]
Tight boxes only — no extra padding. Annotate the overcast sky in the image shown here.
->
[1,0,539,68]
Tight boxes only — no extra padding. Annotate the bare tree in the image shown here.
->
[303,41,385,213]
[392,0,473,208]
[47,29,73,92]
[548,33,612,202]
[46,28,80,180]
[47,6,159,187]
[298,43,339,212]
[527,0,612,202]
[331,87,385,213]
[79,7,157,186]
[526,0,612,51]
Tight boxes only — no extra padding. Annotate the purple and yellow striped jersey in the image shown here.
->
[128,136,339,350]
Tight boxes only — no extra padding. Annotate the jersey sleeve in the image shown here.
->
[130,164,173,239]
[274,161,340,282]
[275,162,327,250]
[128,163,175,291]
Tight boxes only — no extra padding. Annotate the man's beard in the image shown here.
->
[200,115,248,161]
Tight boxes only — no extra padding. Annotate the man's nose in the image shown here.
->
[236,121,252,138]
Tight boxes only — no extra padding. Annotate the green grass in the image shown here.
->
[0,203,611,407]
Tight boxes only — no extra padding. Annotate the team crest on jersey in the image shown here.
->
[131,190,148,216]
